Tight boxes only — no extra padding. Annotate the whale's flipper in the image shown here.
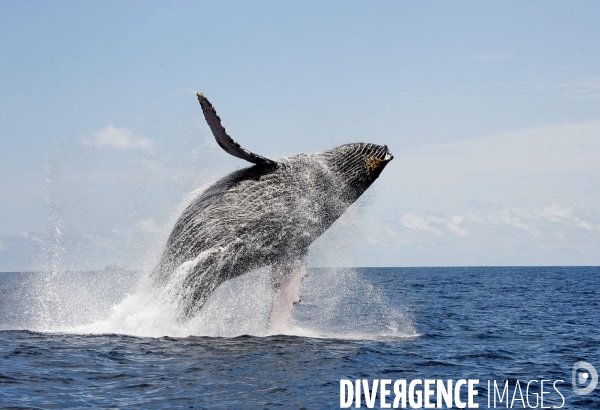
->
[197,92,279,166]
[268,257,307,333]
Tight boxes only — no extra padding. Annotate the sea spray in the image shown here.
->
[16,265,416,339]
[19,133,413,338]
[288,268,416,339]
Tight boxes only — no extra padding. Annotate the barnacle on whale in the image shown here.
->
[365,156,383,171]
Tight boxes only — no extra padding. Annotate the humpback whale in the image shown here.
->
[153,93,393,329]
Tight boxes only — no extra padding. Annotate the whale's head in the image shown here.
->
[323,142,393,198]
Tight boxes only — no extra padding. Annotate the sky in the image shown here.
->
[1,1,599,270]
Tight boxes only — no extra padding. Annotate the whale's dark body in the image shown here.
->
[153,94,393,324]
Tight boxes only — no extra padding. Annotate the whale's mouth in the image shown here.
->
[382,145,394,162]
[365,145,393,173]
[377,145,393,163]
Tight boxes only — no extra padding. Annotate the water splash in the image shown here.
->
[287,268,416,340]
[18,265,415,339]
[16,138,414,339]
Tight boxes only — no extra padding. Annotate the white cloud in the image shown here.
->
[135,218,163,234]
[0,240,6,252]
[400,212,469,237]
[350,198,600,266]
[83,124,153,152]
[491,208,537,235]
[400,212,431,231]
[537,204,593,230]
[539,204,571,221]
[398,204,598,240]
[531,79,600,100]
[558,79,600,100]
[439,215,469,237]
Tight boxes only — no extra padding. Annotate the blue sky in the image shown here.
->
[1,1,599,270]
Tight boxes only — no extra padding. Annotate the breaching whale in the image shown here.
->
[153,93,393,330]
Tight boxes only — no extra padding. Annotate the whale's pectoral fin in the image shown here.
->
[196,92,279,167]
[268,257,307,333]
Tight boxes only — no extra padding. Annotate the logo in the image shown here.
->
[572,361,598,395]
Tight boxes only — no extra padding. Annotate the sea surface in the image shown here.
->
[0,267,598,409]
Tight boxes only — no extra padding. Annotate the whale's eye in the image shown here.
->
[365,157,383,171]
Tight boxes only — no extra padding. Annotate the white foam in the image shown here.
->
[24,266,417,340]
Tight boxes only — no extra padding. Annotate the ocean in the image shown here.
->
[0,266,598,409]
